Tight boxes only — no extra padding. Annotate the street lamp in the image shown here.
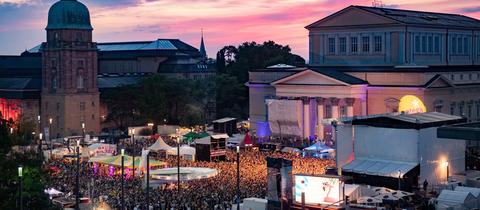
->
[121,149,125,210]
[131,128,136,178]
[49,118,53,158]
[236,146,241,210]
[18,165,23,210]
[177,134,181,193]
[75,140,80,210]
[445,161,449,183]
[398,170,402,190]
[39,133,43,157]
[81,122,85,146]
[146,151,150,210]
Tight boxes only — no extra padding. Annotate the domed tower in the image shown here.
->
[41,0,100,138]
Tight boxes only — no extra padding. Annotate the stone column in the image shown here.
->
[330,97,340,119]
[316,97,325,140]
[302,97,310,139]
[346,98,355,117]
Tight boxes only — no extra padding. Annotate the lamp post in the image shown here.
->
[49,118,53,158]
[398,170,401,190]
[131,128,136,178]
[445,161,449,183]
[177,134,181,193]
[81,122,85,146]
[121,149,125,210]
[146,152,150,210]
[301,191,305,210]
[236,146,241,210]
[39,133,43,157]
[75,140,80,210]
[18,166,23,210]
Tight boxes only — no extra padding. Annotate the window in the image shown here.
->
[469,74,472,80]
[54,32,59,42]
[451,74,455,81]
[80,102,86,111]
[51,59,57,67]
[450,103,455,115]
[428,36,433,53]
[78,60,84,68]
[415,36,421,53]
[362,36,370,52]
[52,75,58,90]
[76,32,82,42]
[92,101,95,107]
[460,74,464,80]
[56,102,60,111]
[339,37,346,53]
[452,37,457,54]
[463,37,469,54]
[434,36,440,53]
[374,36,382,52]
[421,36,427,53]
[435,106,442,112]
[468,103,472,120]
[328,38,336,54]
[91,114,95,120]
[458,37,463,54]
[350,37,358,53]
[77,75,85,89]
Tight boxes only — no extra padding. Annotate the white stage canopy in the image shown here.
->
[147,137,173,151]
[342,158,418,178]
[303,142,334,152]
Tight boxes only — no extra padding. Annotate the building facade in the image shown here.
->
[0,0,216,137]
[248,6,480,142]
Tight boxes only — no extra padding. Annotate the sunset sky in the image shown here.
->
[0,0,479,59]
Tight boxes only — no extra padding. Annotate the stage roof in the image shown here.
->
[348,112,466,129]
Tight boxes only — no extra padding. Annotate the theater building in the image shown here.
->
[248,5,480,142]
[0,0,216,138]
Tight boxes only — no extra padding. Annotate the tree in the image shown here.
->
[215,41,305,119]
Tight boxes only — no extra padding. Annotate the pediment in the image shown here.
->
[271,70,348,86]
[306,6,398,28]
[425,75,455,88]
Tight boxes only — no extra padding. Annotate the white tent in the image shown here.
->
[44,188,63,197]
[436,190,477,209]
[147,137,173,152]
[87,143,116,156]
[166,145,196,161]
[303,142,334,158]
[454,186,480,207]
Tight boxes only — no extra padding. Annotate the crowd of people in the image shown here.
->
[46,137,334,210]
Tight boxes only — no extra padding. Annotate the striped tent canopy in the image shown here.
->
[89,155,167,168]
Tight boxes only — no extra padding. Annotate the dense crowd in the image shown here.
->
[47,139,334,210]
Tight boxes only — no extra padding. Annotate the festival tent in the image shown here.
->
[166,145,196,161]
[147,137,173,151]
[454,186,480,206]
[44,188,63,197]
[87,143,116,156]
[183,132,209,142]
[88,155,166,168]
[436,190,477,209]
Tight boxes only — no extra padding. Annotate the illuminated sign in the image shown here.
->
[398,95,426,114]
[294,175,342,205]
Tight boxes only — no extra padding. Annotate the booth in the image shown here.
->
[87,143,116,157]
[148,137,173,152]
[166,145,196,161]
[195,134,228,161]
[436,190,477,209]
[212,118,237,136]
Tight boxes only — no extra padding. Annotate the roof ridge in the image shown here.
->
[354,5,480,22]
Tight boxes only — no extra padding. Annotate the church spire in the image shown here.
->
[199,29,207,60]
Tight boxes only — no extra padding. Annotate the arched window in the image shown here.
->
[51,69,58,90]
[54,32,59,42]
[77,69,85,89]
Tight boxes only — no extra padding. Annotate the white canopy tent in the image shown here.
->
[166,145,196,161]
[44,188,63,197]
[147,137,173,152]
[87,143,116,157]
[436,190,477,209]
[454,186,480,207]
[303,142,334,158]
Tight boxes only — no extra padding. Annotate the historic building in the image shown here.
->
[0,0,216,137]
[248,6,480,143]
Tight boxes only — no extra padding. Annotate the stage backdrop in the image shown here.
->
[267,99,303,137]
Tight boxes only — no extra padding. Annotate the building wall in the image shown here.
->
[418,127,465,186]
[249,84,276,132]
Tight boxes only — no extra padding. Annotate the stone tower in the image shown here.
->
[41,0,100,138]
